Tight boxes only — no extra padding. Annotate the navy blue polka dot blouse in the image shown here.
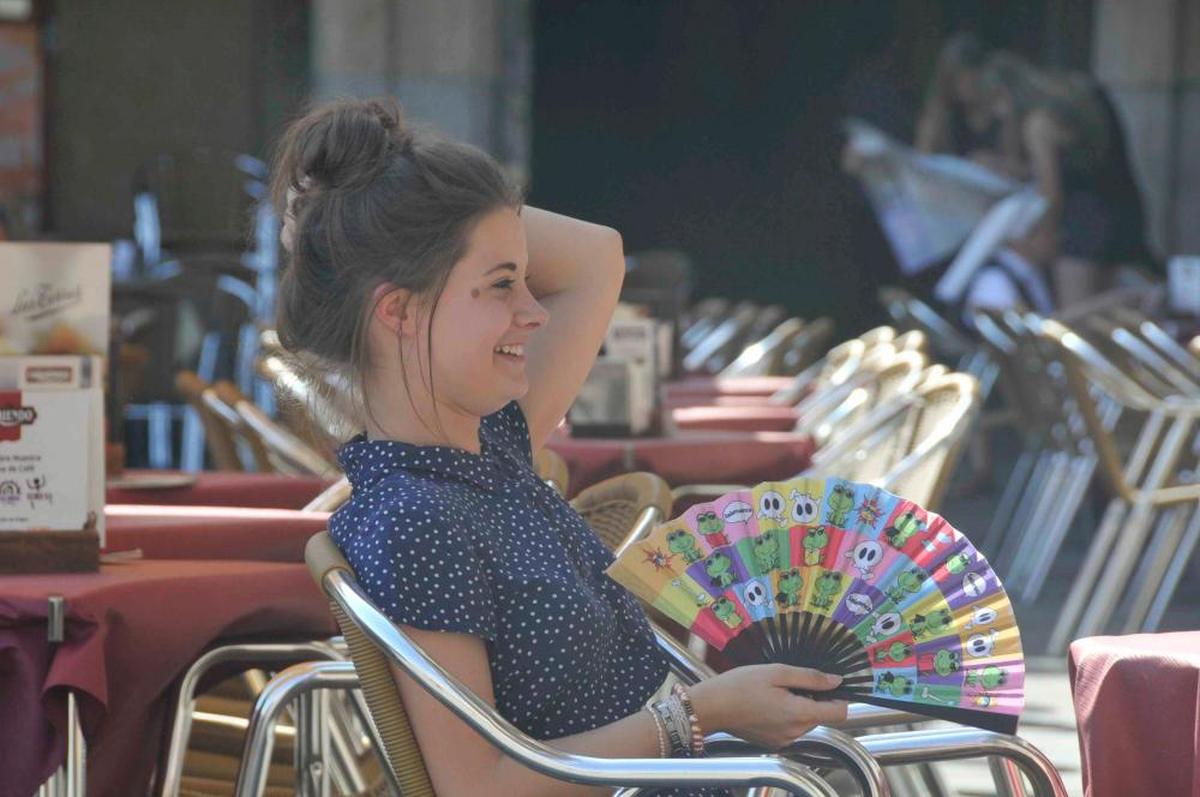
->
[330,401,674,742]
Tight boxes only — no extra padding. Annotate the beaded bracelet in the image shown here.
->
[643,704,669,758]
[671,683,706,757]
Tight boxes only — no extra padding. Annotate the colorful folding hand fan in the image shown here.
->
[606,477,1023,734]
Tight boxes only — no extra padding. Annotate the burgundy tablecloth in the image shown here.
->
[671,404,800,433]
[106,470,332,510]
[665,375,795,400]
[1069,631,1200,797]
[104,505,331,562]
[547,430,815,493]
[0,560,337,797]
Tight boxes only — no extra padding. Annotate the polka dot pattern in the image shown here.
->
[330,401,672,742]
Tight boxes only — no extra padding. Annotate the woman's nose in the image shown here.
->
[515,288,549,329]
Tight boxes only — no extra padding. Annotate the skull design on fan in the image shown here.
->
[742,580,769,607]
[867,611,905,642]
[847,540,883,580]
[789,490,820,524]
[965,629,998,658]
[758,490,787,524]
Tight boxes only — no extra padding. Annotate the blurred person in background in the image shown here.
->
[914,32,1001,163]
[980,52,1153,307]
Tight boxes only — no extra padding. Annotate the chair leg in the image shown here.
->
[1046,499,1129,654]
[1018,454,1097,603]
[1007,451,1073,594]
[294,690,332,797]
[994,452,1054,581]
[1142,503,1200,631]
[1120,503,1195,633]
[981,448,1037,558]
[989,756,1029,797]
[1074,416,1195,639]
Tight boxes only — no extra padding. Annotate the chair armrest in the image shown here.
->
[706,729,888,797]
[856,727,1067,796]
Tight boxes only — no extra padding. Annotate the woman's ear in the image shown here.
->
[370,283,417,337]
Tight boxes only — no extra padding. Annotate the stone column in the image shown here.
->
[1092,0,1200,254]
[311,0,531,182]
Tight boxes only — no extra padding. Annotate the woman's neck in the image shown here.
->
[362,373,483,453]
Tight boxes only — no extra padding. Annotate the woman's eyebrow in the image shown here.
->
[483,262,518,275]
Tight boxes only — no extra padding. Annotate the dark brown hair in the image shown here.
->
[269,97,520,434]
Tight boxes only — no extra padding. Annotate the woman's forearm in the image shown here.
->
[488,708,663,797]
[521,205,625,300]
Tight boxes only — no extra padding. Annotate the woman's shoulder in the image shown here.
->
[330,468,473,551]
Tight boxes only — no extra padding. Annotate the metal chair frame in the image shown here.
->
[720,317,805,378]
[1032,316,1200,653]
[159,640,371,797]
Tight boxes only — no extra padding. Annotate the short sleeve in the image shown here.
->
[480,400,533,466]
[331,484,496,640]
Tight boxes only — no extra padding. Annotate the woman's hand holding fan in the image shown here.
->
[687,663,849,750]
[607,477,1024,735]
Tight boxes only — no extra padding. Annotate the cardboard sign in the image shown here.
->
[0,356,105,541]
[0,242,112,355]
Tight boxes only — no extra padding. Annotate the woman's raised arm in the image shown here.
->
[518,206,626,451]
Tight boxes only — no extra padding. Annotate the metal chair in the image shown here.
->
[569,471,673,555]
[303,477,353,513]
[174,371,244,471]
[683,302,776,374]
[678,298,732,353]
[720,317,805,378]
[1031,316,1200,652]
[777,317,837,377]
[295,532,842,797]
[972,310,1115,607]
[213,381,339,477]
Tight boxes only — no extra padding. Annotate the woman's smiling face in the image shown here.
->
[414,206,549,419]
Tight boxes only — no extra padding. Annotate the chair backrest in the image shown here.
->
[569,472,673,554]
[174,370,243,470]
[893,329,927,355]
[770,337,868,406]
[719,317,804,378]
[306,532,436,797]
[880,372,981,510]
[778,316,835,376]
[303,476,353,513]
[256,353,357,445]
[213,380,338,477]
[533,447,570,495]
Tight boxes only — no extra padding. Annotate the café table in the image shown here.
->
[546,427,815,494]
[106,469,332,510]
[1068,631,1200,797]
[670,403,801,433]
[0,559,337,797]
[664,375,795,401]
[104,504,331,562]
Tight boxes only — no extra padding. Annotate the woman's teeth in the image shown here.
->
[495,344,524,356]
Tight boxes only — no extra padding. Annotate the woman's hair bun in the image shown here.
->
[271,96,409,209]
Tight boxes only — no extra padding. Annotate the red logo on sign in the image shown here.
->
[0,392,37,442]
